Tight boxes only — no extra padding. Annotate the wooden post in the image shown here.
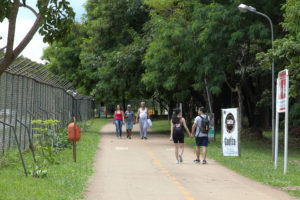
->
[73,116,76,162]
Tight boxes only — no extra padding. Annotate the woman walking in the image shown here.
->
[114,105,125,138]
[170,108,191,164]
[136,102,149,139]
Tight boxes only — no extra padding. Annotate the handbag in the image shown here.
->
[147,119,152,127]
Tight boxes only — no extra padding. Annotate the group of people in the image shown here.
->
[113,102,149,140]
[113,102,209,165]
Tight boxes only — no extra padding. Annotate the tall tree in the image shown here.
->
[42,23,96,95]
[0,0,75,75]
[81,0,150,107]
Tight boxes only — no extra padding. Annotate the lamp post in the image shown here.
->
[238,4,275,161]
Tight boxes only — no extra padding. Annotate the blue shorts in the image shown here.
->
[196,137,208,147]
[126,121,133,130]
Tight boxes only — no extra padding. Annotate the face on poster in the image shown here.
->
[222,108,239,156]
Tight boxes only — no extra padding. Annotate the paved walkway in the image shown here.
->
[83,122,295,200]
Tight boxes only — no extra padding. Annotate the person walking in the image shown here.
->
[125,105,135,139]
[136,102,149,139]
[191,107,210,164]
[114,105,125,138]
[170,108,191,164]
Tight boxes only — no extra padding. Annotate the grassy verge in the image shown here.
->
[0,118,109,200]
[151,120,170,133]
[152,120,300,199]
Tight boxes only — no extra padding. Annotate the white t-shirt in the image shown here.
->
[139,108,148,120]
[194,114,208,137]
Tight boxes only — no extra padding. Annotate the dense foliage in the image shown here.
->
[43,0,300,129]
[0,0,75,75]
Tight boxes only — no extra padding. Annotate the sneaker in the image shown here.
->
[129,136,132,139]
[179,155,183,163]
[144,137,148,140]
[194,159,200,164]
[141,137,144,140]
[176,160,179,164]
[202,160,207,164]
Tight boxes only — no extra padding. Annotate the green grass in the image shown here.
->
[0,118,109,200]
[151,120,170,132]
[152,120,300,199]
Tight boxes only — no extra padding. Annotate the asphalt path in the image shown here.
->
[83,122,295,200]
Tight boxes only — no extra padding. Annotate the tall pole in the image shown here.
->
[254,11,275,160]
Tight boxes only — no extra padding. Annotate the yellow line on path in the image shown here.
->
[142,141,195,200]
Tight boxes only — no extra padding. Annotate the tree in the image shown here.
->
[142,0,284,129]
[257,0,300,98]
[81,0,150,108]
[42,23,96,95]
[0,0,75,75]
[257,0,300,126]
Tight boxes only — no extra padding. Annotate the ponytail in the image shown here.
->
[172,108,181,124]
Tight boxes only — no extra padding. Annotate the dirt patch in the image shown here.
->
[290,160,300,165]
[281,186,300,191]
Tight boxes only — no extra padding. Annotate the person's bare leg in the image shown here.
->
[196,146,200,160]
[129,130,132,138]
[179,143,184,156]
[174,143,179,161]
[202,146,207,161]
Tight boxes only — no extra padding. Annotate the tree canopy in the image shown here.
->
[0,0,75,75]
[42,0,300,128]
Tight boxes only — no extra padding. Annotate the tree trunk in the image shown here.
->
[122,96,126,112]
[236,84,243,129]
[0,1,48,76]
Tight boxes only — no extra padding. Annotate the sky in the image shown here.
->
[0,0,86,63]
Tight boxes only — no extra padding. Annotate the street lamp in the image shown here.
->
[238,4,275,161]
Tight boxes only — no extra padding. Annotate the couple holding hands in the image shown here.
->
[170,107,209,164]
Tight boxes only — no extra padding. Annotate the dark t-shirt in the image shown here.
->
[125,111,134,122]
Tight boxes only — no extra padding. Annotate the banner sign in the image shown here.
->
[275,69,289,174]
[276,70,289,113]
[207,113,215,141]
[221,108,240,157]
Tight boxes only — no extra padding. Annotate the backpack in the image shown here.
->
[199,115,209,134]
[173,118,183,134]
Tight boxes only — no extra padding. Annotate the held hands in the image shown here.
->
[189,132,194,138]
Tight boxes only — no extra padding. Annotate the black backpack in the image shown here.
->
[200,115,209,134]
[173,118,183,134]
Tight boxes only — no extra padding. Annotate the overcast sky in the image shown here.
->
[0,0,86,63]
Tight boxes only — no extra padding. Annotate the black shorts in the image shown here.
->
[173,133,184,143]
[196,137,208,147]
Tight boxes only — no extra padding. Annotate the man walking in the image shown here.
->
[136,102,149,139]
[125,105,135,139]
[191,107,210,164]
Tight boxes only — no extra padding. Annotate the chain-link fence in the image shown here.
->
[0,57,94,155]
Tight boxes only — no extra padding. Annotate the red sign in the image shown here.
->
[276,70,289,113]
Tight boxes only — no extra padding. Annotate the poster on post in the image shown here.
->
[221,108,240,157]
[277,70,288,113]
